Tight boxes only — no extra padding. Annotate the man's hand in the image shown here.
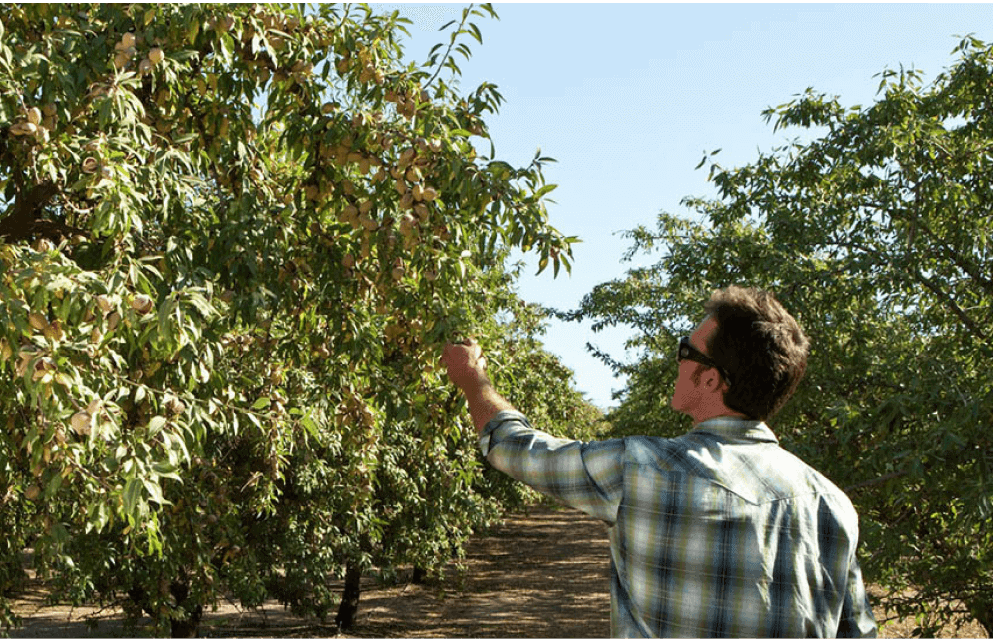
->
[442,338,489,393]
[441,338,516,435]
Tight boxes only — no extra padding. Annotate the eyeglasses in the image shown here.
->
[678,336,732,387]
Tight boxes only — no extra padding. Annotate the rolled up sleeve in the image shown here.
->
[479,410,625,525]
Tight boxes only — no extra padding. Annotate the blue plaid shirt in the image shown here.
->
[479,410,877,638]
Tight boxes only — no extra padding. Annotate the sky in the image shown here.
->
[386,3,993,410]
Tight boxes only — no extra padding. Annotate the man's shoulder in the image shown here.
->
[613,432,713,472]
[621,431,857,512]
[753,443,860,516]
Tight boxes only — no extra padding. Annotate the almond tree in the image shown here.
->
[0,4,581,635]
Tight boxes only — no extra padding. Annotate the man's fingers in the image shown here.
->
[442,339,482,367]
[448,337,481,355]
[441,337,486,370]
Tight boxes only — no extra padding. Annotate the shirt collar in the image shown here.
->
[691,416,779,444]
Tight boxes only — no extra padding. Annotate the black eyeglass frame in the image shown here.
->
[677,336,733,387]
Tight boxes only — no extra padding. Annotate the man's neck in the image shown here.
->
[691,408,750,426]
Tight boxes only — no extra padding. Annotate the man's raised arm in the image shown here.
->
[441,338,515,434]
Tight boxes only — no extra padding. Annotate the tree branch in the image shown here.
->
[886,191,993,299]
[833,238,988,342]
[0,180,59,241]
[911,265,989,341]
[423,5,475,90]
[845,469,908,492]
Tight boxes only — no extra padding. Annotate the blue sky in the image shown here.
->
[387,3,993,410]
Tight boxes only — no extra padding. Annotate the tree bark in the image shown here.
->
[0,181,58,241]
[412,565,428,585]
[969,595,992,639]
[334,561,362,631]
[167,577,203,638]
[127,579,203,638]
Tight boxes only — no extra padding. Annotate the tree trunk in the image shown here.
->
[334,561,362,631]
[411,565,427,585]
[0,180,59,242]
[969,596,992,639]
[167,578,203,638]
[169,613,202,639]
[128,580,203,638]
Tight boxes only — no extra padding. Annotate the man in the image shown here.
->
[442,286,877,638]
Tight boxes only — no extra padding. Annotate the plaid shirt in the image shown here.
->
[479,410,877,638]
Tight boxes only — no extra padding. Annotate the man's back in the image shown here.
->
[611,420,874,637]
[480,412,877,638]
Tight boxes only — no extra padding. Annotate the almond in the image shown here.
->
[70,411,92,436]
[10,122,37,136]
[131,294,154,314]
[28,312,49,332]
[95,294,114,314]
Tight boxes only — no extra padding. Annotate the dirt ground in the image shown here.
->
[7,504,988,638]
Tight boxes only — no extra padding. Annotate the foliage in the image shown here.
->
[566,37,993,636]
[0,3,583,635]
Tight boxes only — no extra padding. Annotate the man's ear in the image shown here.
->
[702,367,724,391]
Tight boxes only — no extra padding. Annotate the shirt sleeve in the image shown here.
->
[478,410,625,525]
[836,554,878,638]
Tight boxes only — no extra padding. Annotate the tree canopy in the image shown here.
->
[568,36,993,636]
[0,4,598,635]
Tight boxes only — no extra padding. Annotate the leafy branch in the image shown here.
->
[423,3,497,90]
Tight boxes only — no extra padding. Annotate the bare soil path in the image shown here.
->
[8,506,611,638]
[346,504,612,638]
[7,504,987,638]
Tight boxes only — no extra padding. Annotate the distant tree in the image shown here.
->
[0,4,580,636]
[567,37,993,636]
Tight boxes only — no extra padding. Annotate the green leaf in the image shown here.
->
[468,22,483,44]
[148,415,167,436]
[122,478,142,520]
[187,19,200,45]
[533,184,557,199]
[142,477,166,504]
